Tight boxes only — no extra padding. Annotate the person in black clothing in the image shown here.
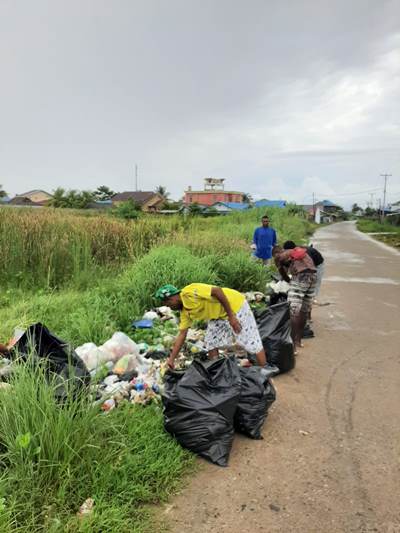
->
[283,241,325,303]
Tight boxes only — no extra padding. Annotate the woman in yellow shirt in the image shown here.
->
[154,283,267,369]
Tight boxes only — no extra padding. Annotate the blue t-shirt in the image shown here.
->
[253,227,277,260]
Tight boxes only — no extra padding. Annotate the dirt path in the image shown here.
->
[163,222,400,533]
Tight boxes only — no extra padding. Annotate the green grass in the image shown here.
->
[357,219,400,249]
[0,206,314,531]
[0,361,194,532]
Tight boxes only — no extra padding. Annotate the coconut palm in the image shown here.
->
[0,185,7,198]
[155,185,170,200]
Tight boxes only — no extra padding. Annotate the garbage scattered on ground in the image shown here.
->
[77,498,94,519]
[162,357,242,467]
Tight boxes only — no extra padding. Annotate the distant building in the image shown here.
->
[209,202,250,214]
[302,200,343,224]
[184,178,244,206]
[9,196,41,207]
[111,191,164,212]
[254,199,287,209]
[86,200,113,210]
[15,189,53,205]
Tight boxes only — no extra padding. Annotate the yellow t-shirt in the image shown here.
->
[179,283,245,330]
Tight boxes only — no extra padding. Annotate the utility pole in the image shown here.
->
[380,174,391,223]
[312,192,316,220]
[135,164,138,192]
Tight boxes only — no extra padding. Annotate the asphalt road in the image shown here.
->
[164,222,400,533]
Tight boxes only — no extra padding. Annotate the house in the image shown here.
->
[8,196,41,207]
[15,189,53,205]
[302,200,343,224]
[254,199,287,209]
[111,191,164,212]
[208,202,250,214]
[184,178,244,206]
[86,200,113,210]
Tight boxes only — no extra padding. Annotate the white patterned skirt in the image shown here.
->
[204,300,263,354]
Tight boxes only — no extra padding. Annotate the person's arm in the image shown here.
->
[167,329,188,369]
[274,252,291,283]
[210,287,242,333]
[272,229,277,247]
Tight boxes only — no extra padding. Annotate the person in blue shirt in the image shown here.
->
[252,215,277,266]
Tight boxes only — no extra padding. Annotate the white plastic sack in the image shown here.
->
[76,342,110,371]
[143,311,158,321]
[269,280,291,294]
[100,332,139,362]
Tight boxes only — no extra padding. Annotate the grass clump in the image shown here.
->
[357,219,400,249]
[0,360,194,532]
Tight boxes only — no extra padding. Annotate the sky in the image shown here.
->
[1,0,399,208]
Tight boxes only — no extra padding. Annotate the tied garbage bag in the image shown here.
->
[254,302,295,374]
[234,367,276,439]
[162,357,241,467]
[10,323,90,400]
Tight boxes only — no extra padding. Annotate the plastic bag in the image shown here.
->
[254,302,295,374]
[162,357,241,467]
[10,323,90,400]
[100,332,139,362]
[113,354,138,376]
[76,342,110,371]
[234,366,276,439]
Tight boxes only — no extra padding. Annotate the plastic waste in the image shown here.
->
[143,311,159,321]
[10,323,90,401]
[254,302,295,374]
[101,399,115,412]
[162,357,241,467]
[132,319,154,329]
[113,354,138,376]
[234,366,276,439]
[76,343,110,371]
[100,332,139,362]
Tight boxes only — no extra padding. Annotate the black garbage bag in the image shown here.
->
[269,292,288,306]
[234,366,276,439]
[10,323,90,401]
[254,302,295,374]
[162,357,241,467]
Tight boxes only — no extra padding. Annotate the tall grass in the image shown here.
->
[0,360,194,532]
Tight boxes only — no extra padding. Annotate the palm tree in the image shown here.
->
[0,185,7,199]
[242,193,253,205]
[155,185,170,200]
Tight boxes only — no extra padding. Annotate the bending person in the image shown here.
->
[154,283,268,369]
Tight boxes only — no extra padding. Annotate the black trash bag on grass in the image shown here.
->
[10,323,90,401]
[254,302,295,374]
[234,366,276,439]
[162,357,241,467]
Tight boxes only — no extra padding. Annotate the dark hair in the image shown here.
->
[262,215,269,220]
[283,240,296,249]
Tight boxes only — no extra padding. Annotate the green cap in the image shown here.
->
[154,284,180,301]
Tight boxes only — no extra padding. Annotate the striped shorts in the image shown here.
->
[288,271,317,316]
[204,300,263,354]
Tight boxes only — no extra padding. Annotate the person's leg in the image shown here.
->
[313,263,324,302]
[204,319,232,359]
[233,300,267,365]
[287,277,306,349]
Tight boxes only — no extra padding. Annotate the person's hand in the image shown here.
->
[166,357,175,370]
[229,315,242,334]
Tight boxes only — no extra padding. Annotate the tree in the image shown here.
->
[0,185,7,199]
[94,185,115,201]
[49,188,94,208]
[187,202,203,216]
[155,185,170,200]
[352,203,362,214]
[49,187,68,208]
[242,193,253,205]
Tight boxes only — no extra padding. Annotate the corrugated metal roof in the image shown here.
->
[254,200,286,208]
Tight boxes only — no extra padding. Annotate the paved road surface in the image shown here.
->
[164,222,400,533]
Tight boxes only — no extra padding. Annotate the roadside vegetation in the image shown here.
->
[357,219,400,249]
[0,206,314,531]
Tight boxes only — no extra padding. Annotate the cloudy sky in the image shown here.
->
[1,0,399,207]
